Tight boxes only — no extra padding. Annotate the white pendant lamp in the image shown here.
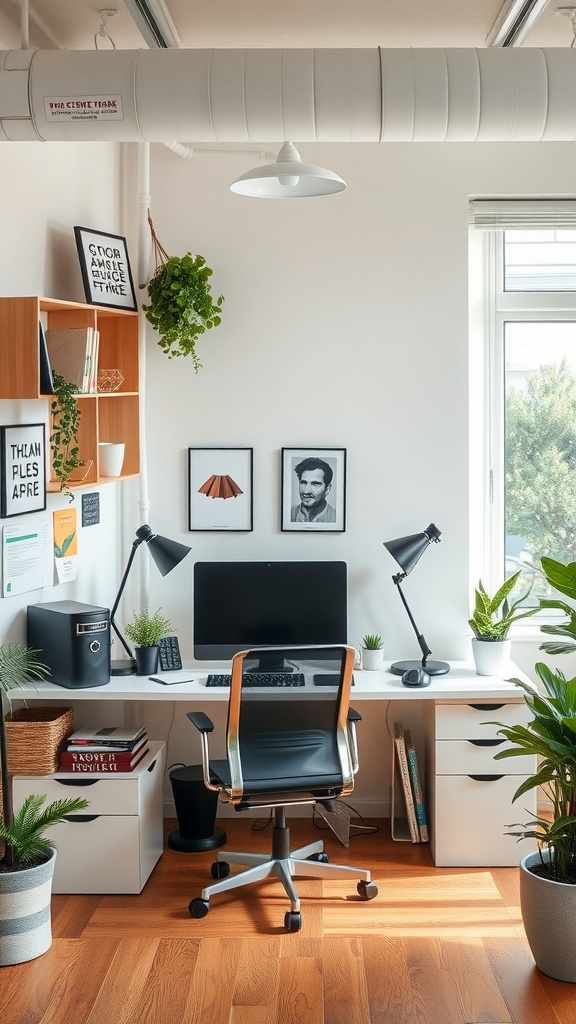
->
[230,142,346,198]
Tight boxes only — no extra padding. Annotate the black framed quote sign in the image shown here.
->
[74,226,137,310]
[281,447,346,532]
[0,423,46,517]
[188,447,253,531]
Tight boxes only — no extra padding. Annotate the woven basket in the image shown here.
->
[4,707,74,775]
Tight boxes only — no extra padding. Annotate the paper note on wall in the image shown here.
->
[53,507,78,584]
[2,516,51,597]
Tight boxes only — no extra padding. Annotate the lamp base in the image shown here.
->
[390,659,450,677]
[111,658,136,676]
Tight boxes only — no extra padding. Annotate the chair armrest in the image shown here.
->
[348,707,362,723]
[347,707,361,774]
[187,710,215,733]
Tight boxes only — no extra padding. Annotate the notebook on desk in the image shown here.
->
[149,671,196,685]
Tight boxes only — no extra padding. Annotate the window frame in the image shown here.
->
[483,229,576,621]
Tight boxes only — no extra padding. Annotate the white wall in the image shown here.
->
[0,141,127,646]
[143,140,576,669]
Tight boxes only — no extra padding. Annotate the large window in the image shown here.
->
[484,220,576,599]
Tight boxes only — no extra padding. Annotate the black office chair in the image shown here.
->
[187,644,378,932]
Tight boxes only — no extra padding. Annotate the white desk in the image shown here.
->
[13,661,535,868]
[14,660,528,702]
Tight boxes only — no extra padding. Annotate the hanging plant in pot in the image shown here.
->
[0,643,88,966]
[50,373,85,501]
[468,571,538,675]
[142,214,224,372]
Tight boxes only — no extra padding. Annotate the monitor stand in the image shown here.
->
[247,652,294,673]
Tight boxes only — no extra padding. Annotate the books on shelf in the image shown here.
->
[60,742,148,773]
[403,728,429,843]
[66,725,146,750]
[38,321,54,394]
[393,722,429,844]
[45,326,100,394]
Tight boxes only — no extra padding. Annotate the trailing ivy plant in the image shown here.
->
[142,215,224,372]
[50,373,84,502]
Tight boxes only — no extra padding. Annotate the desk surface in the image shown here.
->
[15,661,530,702]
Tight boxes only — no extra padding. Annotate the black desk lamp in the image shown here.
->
[383,522,449,677]
[111,524,191,676]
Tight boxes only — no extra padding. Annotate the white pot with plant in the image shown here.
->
[468,571,538,675]
[124,608,174,676]
[0,643,88,966]
[361,634,384,671]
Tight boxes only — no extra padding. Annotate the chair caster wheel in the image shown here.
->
[211,860,230,879]
[189,898,210,919]
[357,880,378,900]
[308,851,329,863]
[284,911,302,932]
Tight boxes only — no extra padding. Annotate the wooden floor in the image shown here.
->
[2,817,575,1024]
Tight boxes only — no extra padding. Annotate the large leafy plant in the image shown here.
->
[142,217,224,371]
[538,555,576,656]
[468,570,539,640]
[491,663,576,884]
[0,643,88,870]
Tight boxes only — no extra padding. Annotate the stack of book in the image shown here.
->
[60,725,148,773]
[393,722,429,843]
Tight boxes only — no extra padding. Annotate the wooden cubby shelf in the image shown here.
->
[0,295,140,490]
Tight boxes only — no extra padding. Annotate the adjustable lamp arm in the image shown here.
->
[110,527,152,660]
[392,572,433,666]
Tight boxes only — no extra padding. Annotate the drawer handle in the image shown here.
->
[468,703,505,711]
[147,760,157,773]
[62,815,100,823]
[55,778,100,787]
[468,774,505,782]
[468,739,506,747]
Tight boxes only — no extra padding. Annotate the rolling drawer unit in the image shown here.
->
[427,702,537,867]
[12,742,165,893]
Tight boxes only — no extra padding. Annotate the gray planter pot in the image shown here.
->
[0,848,56,966]
[520,848,576,983]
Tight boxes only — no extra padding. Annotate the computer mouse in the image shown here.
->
[401,668,431,688]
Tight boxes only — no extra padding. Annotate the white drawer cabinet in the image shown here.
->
[12,741,165,894]
[428,702,537,867]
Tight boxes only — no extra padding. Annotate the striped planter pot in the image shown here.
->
[0,849,56,966]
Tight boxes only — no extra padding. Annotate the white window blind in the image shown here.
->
[469,200,576,230]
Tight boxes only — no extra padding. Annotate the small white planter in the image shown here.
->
[471,637,510,676]
[0,848,56,966]
[520,849,576,983]
[361,647,384,671]
[99,441,125,477]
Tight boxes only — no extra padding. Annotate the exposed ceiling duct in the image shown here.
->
[1,46,576,144]
[487,0,551,47]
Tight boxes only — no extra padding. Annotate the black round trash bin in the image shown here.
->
[168,764,227,852]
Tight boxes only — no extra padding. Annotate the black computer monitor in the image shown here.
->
[193,560,347,667]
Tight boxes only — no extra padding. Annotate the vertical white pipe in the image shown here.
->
[136,142,151,610]
[20,0,29,49]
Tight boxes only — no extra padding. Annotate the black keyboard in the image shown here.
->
[205,672,306,688]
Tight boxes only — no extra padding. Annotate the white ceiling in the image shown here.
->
[1,0,576,52]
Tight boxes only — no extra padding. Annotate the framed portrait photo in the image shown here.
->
[0,423,46,518]
[188,447,253,531]
[281,447,346,532]
[74,225,137,311]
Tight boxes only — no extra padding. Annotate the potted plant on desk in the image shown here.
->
[0,643,89,965]
[124,608,174,675]
[468,571,538,675]
[360,633,384,671]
